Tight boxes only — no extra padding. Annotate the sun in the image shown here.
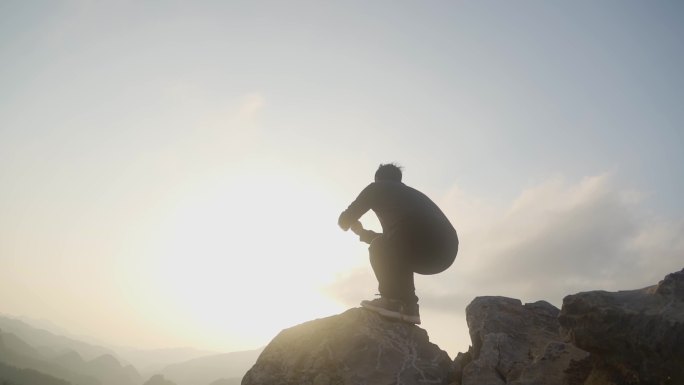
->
[143,169,363,350]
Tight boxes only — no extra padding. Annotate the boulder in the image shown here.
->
[241,307,456,385]
[559,268,684,384]
[461,296,588,385]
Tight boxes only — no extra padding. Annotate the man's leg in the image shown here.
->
[364,235,420,323]
[368,236,416,301]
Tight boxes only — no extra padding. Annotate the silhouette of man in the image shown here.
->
[338,163,458,324]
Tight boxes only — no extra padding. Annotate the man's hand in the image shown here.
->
[338,212,351,231]
[350,221,364,235]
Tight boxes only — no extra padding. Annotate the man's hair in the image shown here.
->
[375,163,403,182]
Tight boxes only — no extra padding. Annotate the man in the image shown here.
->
[338,163,458,324]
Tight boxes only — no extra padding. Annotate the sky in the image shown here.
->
[1,1,683,358]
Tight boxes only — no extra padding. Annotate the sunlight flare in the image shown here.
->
[144,169,361,347]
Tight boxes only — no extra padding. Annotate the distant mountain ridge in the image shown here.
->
[0,315,117,362]
[0,315,222,376]
[159,348,263,385]
[0,330,99,385]
[113,346,219,375]
[0,328,142,385]
[0,314,261,385]
[0,360,71,385]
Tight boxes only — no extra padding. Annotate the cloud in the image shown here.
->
[430,174,683,308]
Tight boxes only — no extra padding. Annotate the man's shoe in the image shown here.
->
[360,297,403,321]
[401,302,421,325]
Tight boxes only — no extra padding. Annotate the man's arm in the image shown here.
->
[338,183,376,231]
[358,229,381,244]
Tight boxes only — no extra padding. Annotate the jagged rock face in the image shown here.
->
[461,296,588,385]
[242,308,455,385]
[559,268,684,384]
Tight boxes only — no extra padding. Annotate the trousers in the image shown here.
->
[368,227,458,305]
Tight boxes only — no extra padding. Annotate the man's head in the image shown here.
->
[375,163,403,182]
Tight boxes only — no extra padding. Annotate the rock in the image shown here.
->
[462,296,588,385]
[241,307,456,385]
[452,350,472,384]
[559,268,684,384]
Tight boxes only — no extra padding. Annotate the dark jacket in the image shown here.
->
[338,181,458,246]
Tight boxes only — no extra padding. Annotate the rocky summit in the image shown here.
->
[242,269,684,385]
[241,307,455,385]
[559,268,684,384]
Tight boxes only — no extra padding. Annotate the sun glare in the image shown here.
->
[144,169,362,349]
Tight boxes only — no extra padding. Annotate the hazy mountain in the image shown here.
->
[50,350,142,385]
[15,316,77,341]
[1,314,222,375]
[0,360,72,385]
[159,348,262,385]
[112,347,218,376]
[0,329,141,385]
[0,332,41,358]
[142,374,177,385]
[0,314,259,385]
[0,331,98,385]
[0,316,117,362]
[84,354,141,385]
